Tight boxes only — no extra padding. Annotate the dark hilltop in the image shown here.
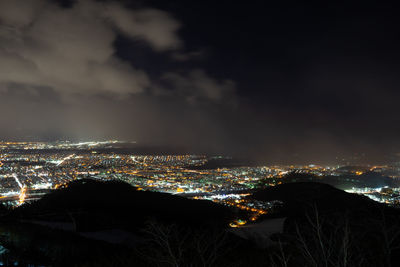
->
[0,179,397,266]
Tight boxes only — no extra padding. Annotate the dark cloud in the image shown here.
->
[158,70,236,105]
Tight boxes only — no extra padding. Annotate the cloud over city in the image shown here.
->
[0,0,239,151]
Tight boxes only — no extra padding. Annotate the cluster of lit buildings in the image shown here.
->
[0,141,400,221]
[345,187,400,205]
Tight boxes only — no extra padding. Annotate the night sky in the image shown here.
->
[0,0,399,163]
